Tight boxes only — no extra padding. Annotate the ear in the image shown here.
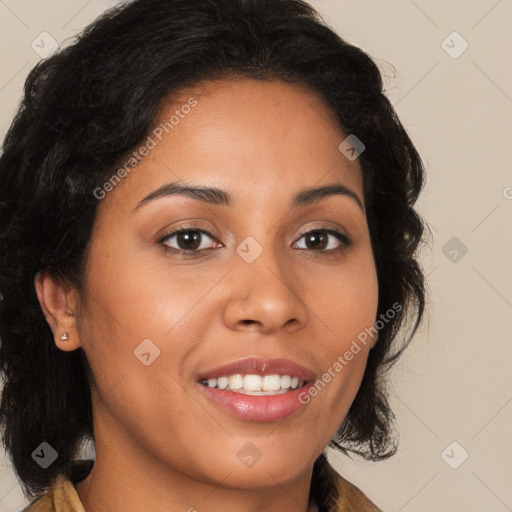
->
[34,270,82,352]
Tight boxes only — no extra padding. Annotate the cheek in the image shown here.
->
[306,250,379,350]
[301,248,378,411]
[77,244,213,388]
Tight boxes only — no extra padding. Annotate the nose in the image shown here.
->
[222,247,308,335]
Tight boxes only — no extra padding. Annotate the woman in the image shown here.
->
[0,0,428,511]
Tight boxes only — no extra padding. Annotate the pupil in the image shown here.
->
[178,231,201,250]
[306,232,327,250]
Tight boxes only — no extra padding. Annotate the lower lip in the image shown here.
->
[198,383,311,422]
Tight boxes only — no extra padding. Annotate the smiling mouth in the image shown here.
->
[199,374,307,396]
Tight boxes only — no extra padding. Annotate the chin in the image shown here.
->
[198,449,312,489]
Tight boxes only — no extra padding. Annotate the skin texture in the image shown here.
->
[35,78,379,512]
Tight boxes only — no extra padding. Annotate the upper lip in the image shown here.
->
[196,357,316,381]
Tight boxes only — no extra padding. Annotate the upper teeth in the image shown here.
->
[201,374,304,394]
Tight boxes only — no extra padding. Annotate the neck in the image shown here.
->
[76,458,315,512]
[75,407,316,512]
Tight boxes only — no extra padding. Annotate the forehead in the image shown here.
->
[98,78,364,214]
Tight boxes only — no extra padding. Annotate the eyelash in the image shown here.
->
[158,225,353,258]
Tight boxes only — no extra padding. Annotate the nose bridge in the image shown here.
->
[223,231,307,332]
[235,230,288,291]
[243,251,288,296]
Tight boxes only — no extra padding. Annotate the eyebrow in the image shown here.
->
[133,181,364,212]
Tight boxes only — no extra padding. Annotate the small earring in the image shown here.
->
[60,332,69,341]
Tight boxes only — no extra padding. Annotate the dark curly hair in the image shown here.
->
[0,0,429,501]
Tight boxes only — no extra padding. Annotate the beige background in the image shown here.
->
[1,1,511,511]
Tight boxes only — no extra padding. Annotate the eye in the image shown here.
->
[293,226,352,253]
[159,228,220,255]
[158,225,352,257]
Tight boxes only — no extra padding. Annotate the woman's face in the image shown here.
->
[72,78,378,488]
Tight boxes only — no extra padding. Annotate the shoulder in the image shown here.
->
[20,493,51,512]
[20,475,85,512]
[333,474,382,511]
[20,475,64,512]
[324,459,383,512]
[20,460,93,512]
